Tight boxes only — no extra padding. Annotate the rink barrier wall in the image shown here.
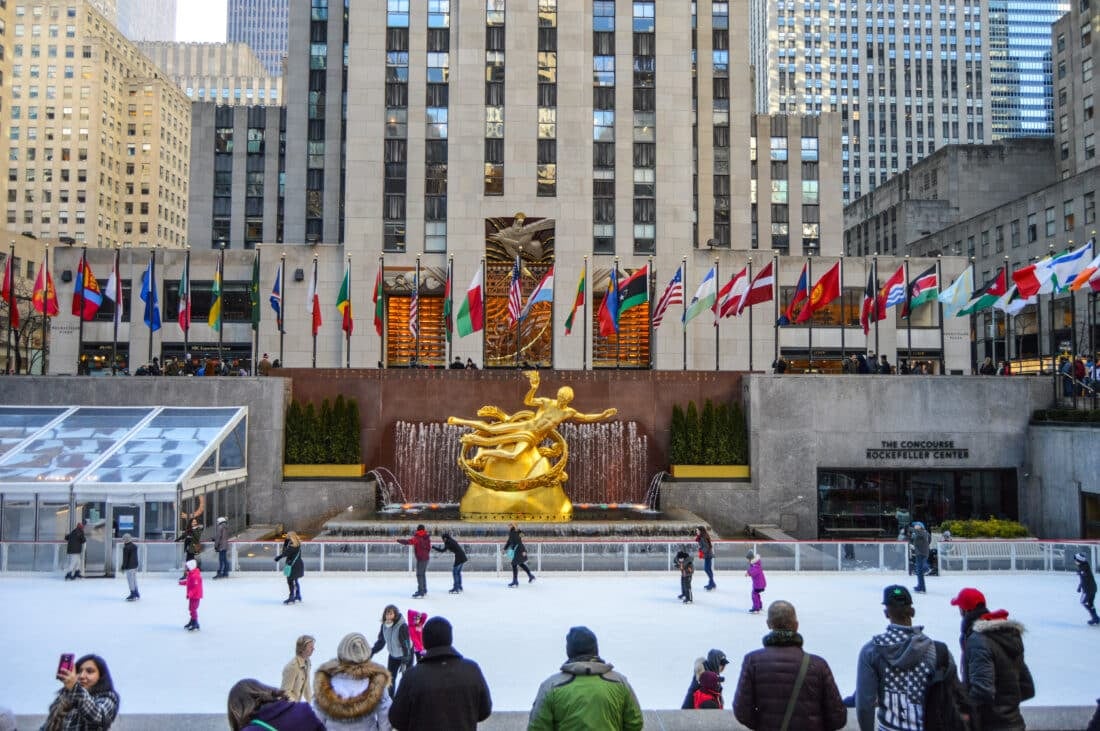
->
[14,706,1099,730]
[2,539,1098,575]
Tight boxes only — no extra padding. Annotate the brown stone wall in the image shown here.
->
[279,369,743,475]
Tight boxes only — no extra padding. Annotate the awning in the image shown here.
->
[0,406,247,500]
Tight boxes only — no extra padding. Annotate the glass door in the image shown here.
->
[108,501,142,574]
[75,501,108,576]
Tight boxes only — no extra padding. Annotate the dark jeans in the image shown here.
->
[680,575,692,601]
[217,549,229,576]
[386,654,408,698]
[914,555,929,592]
[512,560,533,582]
[415,559,428,594]
[285,576,301,599]
[452,562,465,590]
[703,556,715,587]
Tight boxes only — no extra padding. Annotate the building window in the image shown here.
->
[770,137,788,161]
[1045,207,1056,237]
[1086,133,1096,160]
[484,0,506,196]
[800,137,818,162]
[1086,95,1095,121]
[1064,200,1075,231]
[1086,192,1096,225]
[1010,219,1021,248]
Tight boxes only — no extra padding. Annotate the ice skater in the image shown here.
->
[695,526,716,591]
[408,609,429,659]
[432,531,468,594]
[121,534,139,601]
[745,550,766,613]
[179,558,203,631]
[274,531,304,604]
[675,549,694,604]
[504,524,535,587]
[63,521,85,580]
[1075,552,1099,625]
[397,524,432,598]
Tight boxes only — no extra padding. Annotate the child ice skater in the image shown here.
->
[675,549,694,604]
[408,609,429,658]
[179,558,203,631]
[1074,552,1099,625]
[745,550,766,613]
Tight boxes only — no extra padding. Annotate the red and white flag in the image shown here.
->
[716,267,750,319]
[735,260,774,316]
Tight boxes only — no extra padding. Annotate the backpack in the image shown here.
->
[924,641,968,731]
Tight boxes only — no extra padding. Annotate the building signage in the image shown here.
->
[866,439,970,460]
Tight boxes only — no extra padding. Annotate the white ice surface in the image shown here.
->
[2,570,1095,714]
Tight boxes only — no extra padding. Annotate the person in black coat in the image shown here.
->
[274,532,305,604]
[680,648,729,709]
[389,617,492,731]
[504,524,535,587]
[64,522,86,580]
[1075,552,1100,625]
[433,532,468,594]
[121,534,139,601]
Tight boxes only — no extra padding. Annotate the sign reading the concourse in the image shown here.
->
[866,439,970,460]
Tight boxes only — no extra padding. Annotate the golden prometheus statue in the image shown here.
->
[448,371,617,522]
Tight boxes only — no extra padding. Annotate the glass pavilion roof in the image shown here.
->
[0,406,246,494]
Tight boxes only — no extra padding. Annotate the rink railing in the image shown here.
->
[1,539,1098,575]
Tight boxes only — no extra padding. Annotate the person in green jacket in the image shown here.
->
[528,626,644,731]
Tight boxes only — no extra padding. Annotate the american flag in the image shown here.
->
[651,264,684,328]
[408,271,419,339]
[507,256,522,328]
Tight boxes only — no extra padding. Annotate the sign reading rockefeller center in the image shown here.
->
[865,440,970,460]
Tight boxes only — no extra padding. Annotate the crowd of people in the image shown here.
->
[34,578,1100,731]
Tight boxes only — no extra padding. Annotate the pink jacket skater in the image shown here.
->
[746,551,766,613]
[179,559,204,631]
[407,609,428,656]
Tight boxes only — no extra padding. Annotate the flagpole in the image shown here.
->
[747,257,754,371]
[75,247,86,374]
[647,255,654,370]
[937,256,945,374]
[146,247,155,366]
[183,247,191,366]
[681,256,688,371]
[346,254,352,369]
[414,255,421,364]
[513,254,520,369]
[713,257,720,371]
[772,254,779,368]
[480,257,487,370]
[904,256,912,369]
[253,248,261,375]
[311,255,318,369]
[550,257,557,368]
[5,242,13,371]
[111,246,120,372]
[873,254,880,367]
[1002,255,1010,368]
[838,256,845,368]
[615,256,621,370]
[583,255,589,371]
[279,252,286,365]
[1048,243,1056,389]
[446,255,453,366]
[378,254,385,368]
[806,256,813,372]
[217,243,225,366]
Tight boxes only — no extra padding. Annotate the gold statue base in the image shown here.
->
[459,481,573,523]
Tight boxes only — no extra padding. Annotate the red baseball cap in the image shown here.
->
[950,587,986,612]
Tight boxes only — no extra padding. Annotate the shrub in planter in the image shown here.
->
[669,398,749,466]
[939,517,1030,539]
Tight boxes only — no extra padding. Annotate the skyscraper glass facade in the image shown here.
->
[227,0,288,77]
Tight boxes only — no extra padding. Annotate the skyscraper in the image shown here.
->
[749,1,1073,204]
[227,0,288,77]
[88,0,177,41]
[989,1,1070,140]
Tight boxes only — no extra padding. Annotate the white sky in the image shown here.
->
[176,0,228,43]
[3,571,1093,714]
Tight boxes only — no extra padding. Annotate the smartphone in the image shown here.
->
[57,653,75,676]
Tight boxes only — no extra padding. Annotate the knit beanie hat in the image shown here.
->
[337,632,372,664]
[1075,552,1087,563]
[422,617,453,650]
[566,626,599,659]
[699,671,722,692]
[185,559,197,571]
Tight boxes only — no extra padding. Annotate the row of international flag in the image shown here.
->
[4,242,1100,340]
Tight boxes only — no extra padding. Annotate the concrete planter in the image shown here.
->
[670,465,750,479]
[283,464,366,478]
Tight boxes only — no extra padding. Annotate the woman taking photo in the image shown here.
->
[227,678,324,730]
[504,523,535,587]
[42,654,120,730]
[274,531,305,604]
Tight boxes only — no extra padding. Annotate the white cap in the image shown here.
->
[217,516,227,524]
[185,559,197,571]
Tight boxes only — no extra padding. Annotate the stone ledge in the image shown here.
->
[16,706,1096,730]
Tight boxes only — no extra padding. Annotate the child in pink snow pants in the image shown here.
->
[179,559,203,630]
[746,551,766,613]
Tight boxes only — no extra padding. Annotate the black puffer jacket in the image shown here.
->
[388,645,492,731]
[962,613,1035,731]
[734,631,847,731]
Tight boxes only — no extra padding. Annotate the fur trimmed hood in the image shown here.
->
[971,615,1025,635]
[313,659,391,721]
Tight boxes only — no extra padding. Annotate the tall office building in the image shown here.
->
[88,0,177,41]
[989,1,1069,140]
[137,41,283,106]
[226,0,287,77]
[5,0,191,248]
[751,1,1069,204]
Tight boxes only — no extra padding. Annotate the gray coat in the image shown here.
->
[855,624,937,731]
[910,527,930,558]
[214,522,229,552]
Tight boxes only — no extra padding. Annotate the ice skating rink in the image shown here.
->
[2,570,1093,713]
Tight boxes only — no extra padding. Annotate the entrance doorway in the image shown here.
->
[1084,492,1100,539]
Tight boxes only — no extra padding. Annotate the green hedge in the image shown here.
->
[284,396,362,464]
[1032,408,1100,423]
[669,398,748,465]
[939,517,1030,538]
